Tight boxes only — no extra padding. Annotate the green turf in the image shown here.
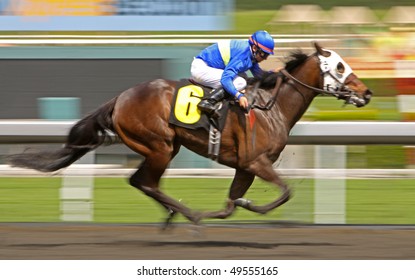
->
[1,177,414,224]
[347,179,415,224]
[0,177,61,222]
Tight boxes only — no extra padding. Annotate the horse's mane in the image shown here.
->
[248,49,310,89]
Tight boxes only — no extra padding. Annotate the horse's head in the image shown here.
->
[314,42,372,107]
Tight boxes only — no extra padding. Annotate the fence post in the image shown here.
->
[314,145,346,224]
[38,97,94,221]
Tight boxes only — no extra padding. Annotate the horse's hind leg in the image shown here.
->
[198,169,255,220]
[158,143,182,228]
[129,152,199,225]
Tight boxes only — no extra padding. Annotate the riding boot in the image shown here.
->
[197,88,226,115]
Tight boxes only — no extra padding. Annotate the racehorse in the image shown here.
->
[8,42,372,227]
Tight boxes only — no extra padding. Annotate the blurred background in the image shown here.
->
[0,0,414,225]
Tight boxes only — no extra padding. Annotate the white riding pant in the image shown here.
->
[190,58,247,92]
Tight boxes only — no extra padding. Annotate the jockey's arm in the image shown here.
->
[220,72,249,110]
[220,68,242,99]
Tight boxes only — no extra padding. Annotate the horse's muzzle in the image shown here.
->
[363,89,373,105]
[345,89,372,107]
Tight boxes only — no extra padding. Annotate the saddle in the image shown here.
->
[168,79,230,160]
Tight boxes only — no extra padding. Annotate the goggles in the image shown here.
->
[258,49,270,59]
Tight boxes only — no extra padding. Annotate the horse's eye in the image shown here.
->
[336,62,345,74]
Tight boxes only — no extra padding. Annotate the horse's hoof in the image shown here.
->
[160,222,175,232]
[191,211,203,224]
[160,209,177,232]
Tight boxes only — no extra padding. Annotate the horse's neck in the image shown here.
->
[274,62,320,128]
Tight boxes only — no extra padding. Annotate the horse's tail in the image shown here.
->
[7,97,117,172]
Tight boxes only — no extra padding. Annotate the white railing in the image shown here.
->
[1,120,415,145]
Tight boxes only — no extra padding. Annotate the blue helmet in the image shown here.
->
[249,30,275,55]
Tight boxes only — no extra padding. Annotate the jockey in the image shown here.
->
[191,30,275,115]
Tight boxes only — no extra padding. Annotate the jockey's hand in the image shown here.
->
[239,96,249,109]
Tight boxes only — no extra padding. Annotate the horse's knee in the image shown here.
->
[128,176,141,190]
[129,176,158,196]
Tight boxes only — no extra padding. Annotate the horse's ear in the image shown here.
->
[313,41,330,57]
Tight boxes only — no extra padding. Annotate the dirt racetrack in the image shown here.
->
[1,223,414,260]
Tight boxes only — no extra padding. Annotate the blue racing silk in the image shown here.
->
[196,39,264,98]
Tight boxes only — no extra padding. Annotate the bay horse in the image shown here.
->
[8,42,372,226]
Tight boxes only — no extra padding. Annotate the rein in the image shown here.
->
[250,72,284,111]
[250,68,360,111]
[280,69,353,98]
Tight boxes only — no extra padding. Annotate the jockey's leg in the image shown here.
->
[190,58,222,89]
[197,76,247,115]
[197,87,226,115]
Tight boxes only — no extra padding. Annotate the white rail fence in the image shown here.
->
[1,120,415,223]
[1,120,415,144]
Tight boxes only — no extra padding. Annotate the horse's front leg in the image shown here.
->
[198,169,255,220]
[234,155,292,214]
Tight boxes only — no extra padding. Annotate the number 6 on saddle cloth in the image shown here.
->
[169,80,231,160]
